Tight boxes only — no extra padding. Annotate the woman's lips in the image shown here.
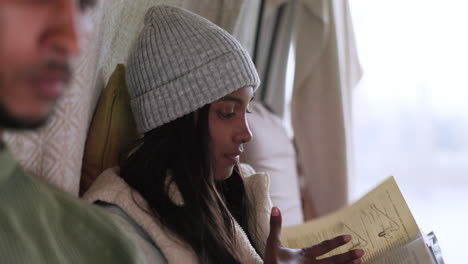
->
[224,153,240,164]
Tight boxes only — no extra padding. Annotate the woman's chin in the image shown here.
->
[214,165,234,181]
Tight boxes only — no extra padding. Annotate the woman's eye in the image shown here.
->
[218,111,235,119]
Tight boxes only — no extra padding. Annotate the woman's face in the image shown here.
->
[208,86,254,180]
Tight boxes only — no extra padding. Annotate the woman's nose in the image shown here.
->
[234,118,253,144]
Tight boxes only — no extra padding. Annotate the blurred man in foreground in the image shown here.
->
[0,1,142,263]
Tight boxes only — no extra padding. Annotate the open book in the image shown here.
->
[281,177,444,263]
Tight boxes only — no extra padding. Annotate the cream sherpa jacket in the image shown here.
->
[83,165,271,264]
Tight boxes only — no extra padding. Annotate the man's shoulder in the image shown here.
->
[0,166,143,264]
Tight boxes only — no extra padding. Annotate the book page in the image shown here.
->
[371,235,436,264]
[281,177,421,263]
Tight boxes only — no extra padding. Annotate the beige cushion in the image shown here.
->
[241,102,303,226]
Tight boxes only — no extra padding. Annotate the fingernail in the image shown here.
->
[342,235,352,243]
[352,259,362,264]
[354,249,365,258]
[271,207,280,216]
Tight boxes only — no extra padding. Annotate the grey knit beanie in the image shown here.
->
[126,5,260,134]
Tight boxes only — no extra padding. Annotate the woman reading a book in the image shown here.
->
[84,5,364,264]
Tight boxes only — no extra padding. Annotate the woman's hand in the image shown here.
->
[264,207,365,264]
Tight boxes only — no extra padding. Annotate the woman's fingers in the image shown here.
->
[317,249,364,264]
[265,216,365,264]
[266,207,283,247]
[264,207,283,264]
[305,235,352,257]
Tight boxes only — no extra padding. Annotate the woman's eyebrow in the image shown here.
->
[219,96,254,105]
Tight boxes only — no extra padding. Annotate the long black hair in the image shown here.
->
[120,104,259,263]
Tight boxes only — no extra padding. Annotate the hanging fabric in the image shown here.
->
[291,0,362,218]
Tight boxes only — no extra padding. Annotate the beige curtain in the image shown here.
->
[291,0,362,218]
[3,0,250,195]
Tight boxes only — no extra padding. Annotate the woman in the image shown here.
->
[84,5,364,264]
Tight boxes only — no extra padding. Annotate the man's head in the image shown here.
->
[0,0,96,130]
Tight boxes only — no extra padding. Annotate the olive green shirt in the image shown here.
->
[0,146,142,264]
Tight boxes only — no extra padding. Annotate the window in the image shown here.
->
[350,1,468,263]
